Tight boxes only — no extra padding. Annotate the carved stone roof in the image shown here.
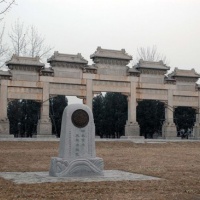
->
[40,67,54,76]
[47,51,88,64]
[6,54,45,67]
[128,67,140,73]
[0,70,11,76]
[136,59,170,70]
[168,68,200,78]
[84,65,98,70]
[164,76,176,85]
[164,75,176,81]
[90,47,132,60]
[83,65,97,74]
[40,67,54,73]
[0,70,12,80]
[127,67,140,77]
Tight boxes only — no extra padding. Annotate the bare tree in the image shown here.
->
[28,26,53,58]
[0,24,8,67]
[9,20,53,59]
[0,0,16,67]
[9,19,27,56]
[0,0,16,18]
[136,45,168,65]
[0,25,7,56]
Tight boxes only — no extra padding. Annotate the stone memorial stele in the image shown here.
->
[49,104,104,177]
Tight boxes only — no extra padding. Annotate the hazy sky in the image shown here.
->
[2,0,200,103]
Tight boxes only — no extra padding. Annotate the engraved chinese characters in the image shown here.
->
[75,129,86,157]
[49,104,104,177]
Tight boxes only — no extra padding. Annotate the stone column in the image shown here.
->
[193,91,200,139]
[0,80,11,137]
[37,82,53,137]
[86,79,93,110]
[124,81,141,138]
[162,89,177,139]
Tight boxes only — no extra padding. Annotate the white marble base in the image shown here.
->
[0,170,161,184]
[49,157,104,177]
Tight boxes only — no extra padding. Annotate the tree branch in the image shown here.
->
[0,0,16,15]
[136,46,169,65]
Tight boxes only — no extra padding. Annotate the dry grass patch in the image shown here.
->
[0,141,199,200]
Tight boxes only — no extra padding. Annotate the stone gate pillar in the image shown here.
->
[193,91,200,139]
[162,89,177,139]
[0,80,11,137]
[124,81,140,137]
[86,79,93,110]
[37,82,52,137]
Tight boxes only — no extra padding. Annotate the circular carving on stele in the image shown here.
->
[71,109,89,128]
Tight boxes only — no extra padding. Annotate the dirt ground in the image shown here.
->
[0,141,199,200]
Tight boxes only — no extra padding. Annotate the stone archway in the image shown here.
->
[0,47,200,139]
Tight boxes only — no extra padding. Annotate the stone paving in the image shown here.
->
[0,170,161,184]
[0,137,199,143]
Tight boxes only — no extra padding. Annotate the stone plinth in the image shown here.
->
[193,124,200,139]
[125,121,140,137]
[162,121,177,139]
[49,104,104,177]
[37,119,53,138]
[0,119,13,137]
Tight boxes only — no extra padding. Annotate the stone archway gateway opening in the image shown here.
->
[137,100,165,139]
[174,106,196,138]
[93,92,128,138]
[0,47,200,139]
[7,99,40,137]
[49,95,68,137]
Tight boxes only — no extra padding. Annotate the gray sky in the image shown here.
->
[2,0,200,103]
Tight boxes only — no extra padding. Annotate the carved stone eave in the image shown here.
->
[92,57,130,66]
[0,75,11,80]
[40,71,54,77]
[164,80,176,85]
[6,55,44,71]
[136,59,170,70]
[90,47,132,62]
[48,51,88,65]
[127,67,140,77]
[7,64,43,72]
[83,66,97,74]
[49,61,87,69]
[127,72,140,77]
[0,71,12,80]
[164,76,176,85]
[93,58,129,66]
[40,67,54,77]
[173,76,199,83]
[168,68,200,82]
[138,68,168,75]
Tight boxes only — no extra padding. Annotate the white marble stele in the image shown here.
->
[49,104,104,177]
